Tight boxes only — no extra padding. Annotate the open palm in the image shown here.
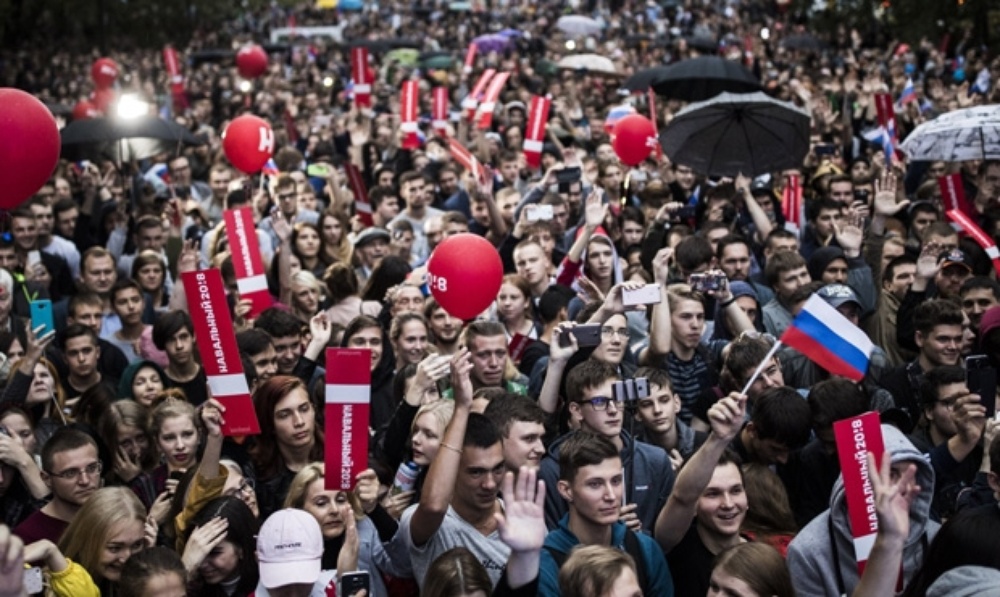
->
[496,468,546,553]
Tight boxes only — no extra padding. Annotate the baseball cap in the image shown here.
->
[750,174,772,195]
[937,249,973,273]
[257,509,323,589]
[817,284,862,310]
[354,227,391,248]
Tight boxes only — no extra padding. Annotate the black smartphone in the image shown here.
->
[815,143,837,156]
[559,324,603,348]
[555,167,582,184]
[966,355,997,419]
[340,571,370,597]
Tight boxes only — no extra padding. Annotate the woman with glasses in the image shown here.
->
[181,496,260,597]
[58,486,149,596]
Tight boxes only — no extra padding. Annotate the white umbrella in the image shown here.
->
[900,105,1000,162]
[557,53,619,77]
[556,15,604,37]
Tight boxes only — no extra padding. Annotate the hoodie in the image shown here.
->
[538,430,675,532]
[787,425,940,597]
[927,566,1000,597]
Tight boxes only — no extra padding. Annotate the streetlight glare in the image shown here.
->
[116,93,149,119]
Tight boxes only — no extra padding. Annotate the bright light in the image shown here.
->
[116,94,149,119]
[566,40,576,51]
[760,27,770,40]
[239,80,252,93]
[323,76,334,88]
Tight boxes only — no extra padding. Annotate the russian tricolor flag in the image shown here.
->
[262,159,279,176]
[781,294,874,381]
[897,77,916,106]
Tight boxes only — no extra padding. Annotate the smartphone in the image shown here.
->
[23,567,43,594]
[307,163,331,178]
[555,166,582,184]
[527,204,554,222]
[30,300,55,337]
[559,324,603,348]
[340,571,371,597]
[622,284,661,307]
[814,143,837,156]
[689,273,725,293]
[853,189,870,202]
[966,355,997,419]
[26,250,41,270]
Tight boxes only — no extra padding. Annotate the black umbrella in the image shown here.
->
[347,38,422,52]
[684,35,718,54]
[659,91,811,177]
[622,66,672,92]
[61,115,204,163]
[649,56,761,101]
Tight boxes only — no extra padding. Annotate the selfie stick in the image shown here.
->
[740,340,783,396]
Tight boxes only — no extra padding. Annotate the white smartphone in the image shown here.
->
[26,250,41,269]
[622,284,662,307]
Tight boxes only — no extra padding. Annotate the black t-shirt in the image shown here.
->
[165,367,208,406]
[668,523,749,597]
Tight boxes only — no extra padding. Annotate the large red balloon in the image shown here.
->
[91,58,119,89]
[92,88,117,113]
[427,234,503,320]
[236,45,269,79]
[0,89,60,209]
[612,114,657,166]
[223,115,275,174]
[72,100,101,120]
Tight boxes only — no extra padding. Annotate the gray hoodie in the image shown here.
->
[927,566,1000,597]
[786,425,940,597]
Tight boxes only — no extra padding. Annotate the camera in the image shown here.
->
[612,378,650,403]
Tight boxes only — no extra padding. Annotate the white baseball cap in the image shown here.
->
[256,509,324,589]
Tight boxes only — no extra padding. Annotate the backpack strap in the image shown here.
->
[544,545,569,570]
[622,529,650,592]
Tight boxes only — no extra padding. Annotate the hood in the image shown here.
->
[927,566,1000,597]
[117,359,168,401]
[807,246,847,281]
[828,424,935,544]
[979,305,1000,348]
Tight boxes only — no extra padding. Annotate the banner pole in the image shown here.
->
[740,340,783,396]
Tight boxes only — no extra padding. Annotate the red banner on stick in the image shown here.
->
[351,47,373,108]
[325,349,371,491]
[449,138,484,183]
[344,163,372,227]
[463,43,477,75]
[938,174,975,220]
[476,71,510,129]
[432,87,450,137]
[833,412,885,577]
[782,174,803,235]
[224,208,270,318]
[462,69,495,121]
[523,95,551,169]
[162,46,187,113]
[182,269,260,436]
[400,80,420,149]
[946,209,1000,276]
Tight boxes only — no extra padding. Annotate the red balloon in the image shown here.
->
[427,234,503,320]
[223,115,275,174]
[236,45,269,79]
[0,89,60,209]
[612,114,657,166]
[72,100,101,120]
[92,88,117,113]
[91,57,119,89]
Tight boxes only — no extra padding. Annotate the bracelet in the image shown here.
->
[440,442,464,455]
[720,296,737,308]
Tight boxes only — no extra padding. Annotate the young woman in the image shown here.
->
[289,270,326,323]
[291,222,328,278]
[342,315,394,433]
[98,401,158,493]
[360,255,411,304]
[181,496,260,597]
[389,312,430,369]
[0,405,48,528]
[119,547,187,597]
[284,464,407,597]
[117,360,167,407]
[250,376,325,519]
[409,399,454,470]
[324,263,381,329]
[131,250,169,322]
[58,486,149,596]
[496,274,538,341]
[319,210,352,265]
[708,543,794,597]
[145,400,201,520]
[4,324,65,447]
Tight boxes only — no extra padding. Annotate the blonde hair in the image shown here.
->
[283,462,363,518]
[149,399,199,440]
[559,545,638,597]
[411,399,455,437]
[58,487,147,581]
[666,283,705,311]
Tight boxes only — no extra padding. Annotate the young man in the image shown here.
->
[424,298,463,356]
[260,174,320,249]
[77,247,121,338]
[29,198,80,278]
[9,207,74,302]
[105,279,149,363]
[960,276,1000,333]
[60,324,117,401]
[537,432,674,597]
[654,392,746,597]
[13,429,101,544]
[483,393,548,473]
[728,387,811,467]
[107,215,169,282]
[632,367,707,469]
[715,235,774,305]
[462,321,527,394]
[538,360,675,533]
[369,186,401,228]
[47,293,129,384]
[513,239,552,299]
[236,329,279,383]
[761,251,811,337]
[352,227,391,286]
[153,310,208,406]
[882,299,965,432]
[390,171,443,263]
[866,255,918,366]
[253,308,330,384]
[800,198,843,260]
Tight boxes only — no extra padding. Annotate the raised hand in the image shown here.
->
[867,451,919,543]
[176,239,201,275]
[584,190,607,230]
[23,324,55,367]
[835,214,864,257]
[652,247,673,286]
[706,392,746,443]
[873,171,908,217]
[200,398,226,438]
[915,241,942,281]
[550,323,579,363]
[0,525,25,597]
[113,446,142,483]
[449,347,474,409]
[182,516,230,572]
[354,469,380,514]
[495,467,546,553]
[381,489,415,520]
[272,209,293,245]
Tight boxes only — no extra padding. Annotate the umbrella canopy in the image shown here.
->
[660,92,811,178]
[420,51,455,70]
[901,105,1000,162]
[622,66,672,92]
[557,53,620,77]
[472,34,512,54]
[498,28,522,38]
[556,15,604,37]
[348,38,421,52]
[647,56,760,101]
[61,115,204,163]
[385,48,420,66]
[684,35,718,54]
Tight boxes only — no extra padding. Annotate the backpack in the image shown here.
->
[544,529,649,590]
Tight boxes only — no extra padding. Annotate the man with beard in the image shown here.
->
[14,430,102,543]
[424,298,462,355]
[29,198,79,278]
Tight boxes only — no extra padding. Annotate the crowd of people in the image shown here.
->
[2,0,1000,596]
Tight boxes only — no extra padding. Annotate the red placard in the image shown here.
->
[351,47,372,108]
[508,333,530,364]
[224,207,270,318]
[432,87,450,137]
[523,95,551,169]
[476,71,510,130]
[938,173,975,219]
[463,43,477,75]
[833,412,885,576]
[325,349,371,491]
[647,89,662,160]
[400,80,420,150]
[162,46,187,112]
[448,138,484,183]
[344,163,372,227]
[182,269,260,436]
[462,69,496,120]
[782,174,802,235]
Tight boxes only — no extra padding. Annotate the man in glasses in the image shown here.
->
[538,360,675,534]
[14,429,101,544]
